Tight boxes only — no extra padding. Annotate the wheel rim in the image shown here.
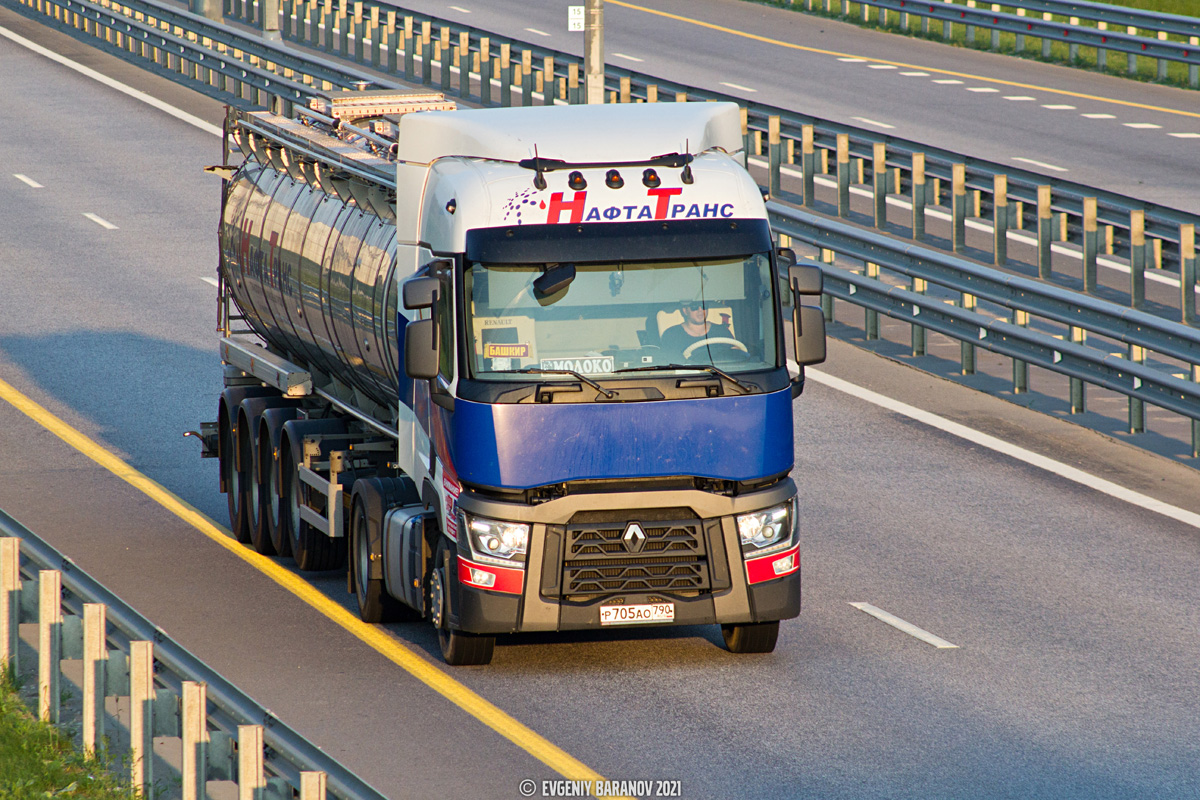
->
[247,438,260,523]
[268,455,281,529]
[430,564,445,629]
[287,457,303,553]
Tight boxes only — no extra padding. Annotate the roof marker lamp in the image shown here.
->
[605,169,624,189]
[568,171,587,190]
[736,502,793,553]
[642,168,661,188]
[466,515,529,564]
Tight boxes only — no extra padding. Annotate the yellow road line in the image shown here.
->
[609,0,1200,120]
[0,376,626,799]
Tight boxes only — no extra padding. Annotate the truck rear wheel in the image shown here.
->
[221,416,253,544]
[259,407,300,558]
[351,492,414,623]
[721,621,780,654]
[430,542,494,666]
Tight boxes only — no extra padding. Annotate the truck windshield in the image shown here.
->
[463,254,777,379]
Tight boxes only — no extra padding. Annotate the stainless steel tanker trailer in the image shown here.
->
[194,90,827,665]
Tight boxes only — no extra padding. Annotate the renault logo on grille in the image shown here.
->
[623,522,647,553]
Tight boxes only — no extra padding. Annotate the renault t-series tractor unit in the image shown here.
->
[199,91,826,665]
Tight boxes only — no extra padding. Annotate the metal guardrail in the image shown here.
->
[771,204,1200,449]
[0,514,388,800]
[792,0,1200,86]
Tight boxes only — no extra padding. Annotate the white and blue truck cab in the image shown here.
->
[206,91,826,664]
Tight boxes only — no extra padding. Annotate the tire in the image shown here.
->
[721,621,780,654]
[259,406,301,558]
[429,541,494,666]
[280,419,348,572]
[351,495,411,622]
[242,404,274,555]
[222,411,253,544]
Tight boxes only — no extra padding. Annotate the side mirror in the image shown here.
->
[404,319,439,379]
[403,276,441,310]
[794,305,826,366]
[788,262,823,296]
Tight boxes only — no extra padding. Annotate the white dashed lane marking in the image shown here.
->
[448,5,470,12]
[611,52,643,62]
[523,28,550,37]
[849,603,959,649]
[1169,132,1200,138]
[900,71,929,76]
[720,81,756,92]
[83,213,118,229]
[1042,104,1076,110]
[933,79,963,84]
[853,116,895,129]
[1004,95,1036,101]
[1124,123,1162,129]
[1013,157,1068,172]
[967,87,999,92]
[1082,113,1116,119]
[200,276,219,287]
[13,174,43,188]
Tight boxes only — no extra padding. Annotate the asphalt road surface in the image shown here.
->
[2,8,1200,799]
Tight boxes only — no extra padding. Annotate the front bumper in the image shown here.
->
[444,481,801,635]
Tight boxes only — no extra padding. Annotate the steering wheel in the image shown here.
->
[682,337,749,360]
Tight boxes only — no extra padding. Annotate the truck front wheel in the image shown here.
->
[721,621,780,654]
[430,542,494,666]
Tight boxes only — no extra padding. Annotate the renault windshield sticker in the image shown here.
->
[540,356,615,374]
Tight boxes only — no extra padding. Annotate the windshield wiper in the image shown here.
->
[495,367,616,399]
[613,364,752,394]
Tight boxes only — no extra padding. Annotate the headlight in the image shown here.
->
[736,502,793,552]
[465,515,529,564]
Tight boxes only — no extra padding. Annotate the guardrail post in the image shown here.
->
[1,538,17,677]
[498,42,510,104]
[646,83,657,103]
[130,640,154,796]
[567,62,579,105]
[952,164,966,253]
[1068,17,1080,62]
[1097,21,1107,71]
[479,37,491,104]
[1128,345,1145,434]
[1082,197,1099,293]
[1193,366,1200,458]
[1037,185,1053,279]
[383,11,396,73]
[38,569,61,725]
[521,49,533,105]
[421,21,433,85]
[961,293,976,374]
[836,134,850,217]
[911,153,925,240]
[674,90,687,103]
[457,31,469,97]
[336,0,348,57]
[182,681,208,800]
[993,174,1007,265]
[820,249,835,322]
[1130,210,1145,309]
[872,142,886,229]
[865,262,880,340]
[911,277,927,356]
[239,724,265,800]
[1191,37,1199,88]
[768,116,782,198]
[403,17,414,81]
[1182,224,1197,326]
[1070,327,1086,413]
[1041,12,1052,58]
[350,1,361,60]
[618,76,630,104]
[367,7,378,66]
[801,126,815,206]
[740,108,750,163]
[300,771,327,800]
[82,603,106,757]
[1013,310,1029,393]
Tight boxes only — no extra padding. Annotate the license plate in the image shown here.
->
[599,602,675,626]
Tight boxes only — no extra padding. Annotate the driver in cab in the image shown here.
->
[661,299,733,362]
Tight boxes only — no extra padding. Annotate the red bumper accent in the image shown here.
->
[458,556,525,595]
[744,544,800,585]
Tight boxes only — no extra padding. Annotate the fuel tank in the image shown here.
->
[219,159,401,409]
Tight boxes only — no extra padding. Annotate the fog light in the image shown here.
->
[469,567,496,588]
[772,553,795,575]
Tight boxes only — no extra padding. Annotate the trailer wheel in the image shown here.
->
[242,410,275,556]
[280,422,347,572]
[430,541,494,666]
[221,414,253,544]
[260,407,300,558]
[721,621,779,654]
[351,493,411,623]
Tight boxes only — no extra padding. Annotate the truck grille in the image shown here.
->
[562,514,711,596]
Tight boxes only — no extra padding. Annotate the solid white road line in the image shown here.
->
[13,174,44,188]
[852,117,895,129]
[720,81,756,92]
[849,603,959,649]
[1013,156,1067,172]
[0,25,222,137]
[83,213,118,229]
[808,369,1200,533]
